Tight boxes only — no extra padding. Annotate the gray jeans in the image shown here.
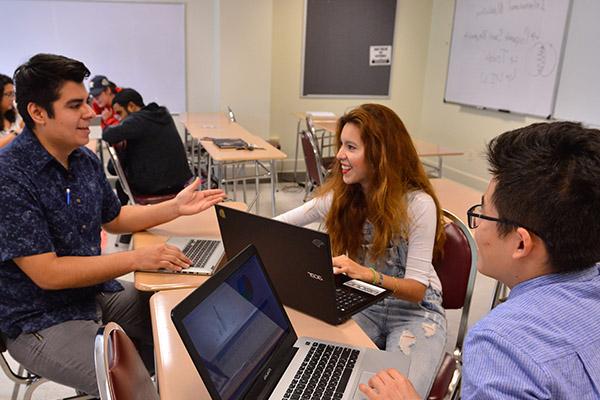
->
[6,280,153,397]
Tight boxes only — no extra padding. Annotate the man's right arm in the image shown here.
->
[102,118,142,144]
[13,244,191,290]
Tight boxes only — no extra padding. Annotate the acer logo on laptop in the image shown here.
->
[263,367,272,380]
[307,271,324,281]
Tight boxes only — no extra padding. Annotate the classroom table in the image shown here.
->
[313,120,463,178]
[132,201,247,292]
[150,288,377,400]
[179,112,287,216]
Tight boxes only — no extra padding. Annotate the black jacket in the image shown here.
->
[102,103,192,195]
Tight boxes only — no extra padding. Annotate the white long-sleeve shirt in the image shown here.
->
[275,191,442,292]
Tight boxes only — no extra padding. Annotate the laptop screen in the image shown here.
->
[180,254,290,399]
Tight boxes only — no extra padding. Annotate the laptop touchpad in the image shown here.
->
[352,371,375,400]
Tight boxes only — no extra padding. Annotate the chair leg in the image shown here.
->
[22,377,48,400]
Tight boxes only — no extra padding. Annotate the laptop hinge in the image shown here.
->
[244,346,298,399]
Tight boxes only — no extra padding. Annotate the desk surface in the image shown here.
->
[179,112,287,162]
[133,202,246,291]
[431,178,481,222]
[150,288,376,400]
[313,120,463,158]
[293,111,338,122]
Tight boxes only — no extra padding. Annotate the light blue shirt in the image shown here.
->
[462,265,600,399]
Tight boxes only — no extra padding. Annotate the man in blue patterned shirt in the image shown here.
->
[359,121,600,399]
[0,54,225,397]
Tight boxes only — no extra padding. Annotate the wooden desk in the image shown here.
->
[313,120,463,178]
[150,288,376,400]
[431,178,481,223]
[179,112,287,216]
[133,202,247,291]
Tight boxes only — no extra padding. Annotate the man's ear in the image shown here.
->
[512,227,534,260]
[127,102,137,114]
[27,103,48,126]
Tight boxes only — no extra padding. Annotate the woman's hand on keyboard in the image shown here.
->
[132,243,192,272]
[332,255,371,282]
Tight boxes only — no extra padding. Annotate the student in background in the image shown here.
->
[102,88,192,205]
[276,104,447,397]
[360,121,600,400]
[0,53,226,397]
[89,74,121,129]
[0,73,22,147]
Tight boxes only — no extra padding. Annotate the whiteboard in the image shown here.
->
[444,0,571,118]
[553,0,600,126]
[1,0,186,113]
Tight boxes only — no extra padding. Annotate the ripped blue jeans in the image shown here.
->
[352,287,447,398]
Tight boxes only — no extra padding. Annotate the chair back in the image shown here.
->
[95,322,158,400]
[300,129,327,187]
[426,210,478,400]
[105,141,177,206]
[227,105,236,122]
[433,209,478,352]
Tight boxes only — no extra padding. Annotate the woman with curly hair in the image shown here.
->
[276,104,447,397]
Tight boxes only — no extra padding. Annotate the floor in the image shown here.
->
[0,178,497,399]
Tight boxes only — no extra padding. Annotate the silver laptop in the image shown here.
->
[161,236,225,275]
[171,245,410,400]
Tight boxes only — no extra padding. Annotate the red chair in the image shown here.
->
[301,117,335,200]
[94,322,159,400]
[427,209,478,400]
[105,141,177,206]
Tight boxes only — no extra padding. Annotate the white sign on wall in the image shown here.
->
[369,46,392,66]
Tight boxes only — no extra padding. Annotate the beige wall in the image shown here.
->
[269,0,434,171]
[219,0,273,138]
[417,1,548,190]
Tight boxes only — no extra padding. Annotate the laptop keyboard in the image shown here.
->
[335,288,369,313]
[182,239,219,268]
[283,342,360,400]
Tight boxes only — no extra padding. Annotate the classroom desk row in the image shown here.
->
[177,112,287,216]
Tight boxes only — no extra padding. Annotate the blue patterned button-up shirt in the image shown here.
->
[462,265,600,399]
[0,128,122,338]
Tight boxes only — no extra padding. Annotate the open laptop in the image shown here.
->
[171,245,410,400]
[215,205,390,325]
[161,236,225,275]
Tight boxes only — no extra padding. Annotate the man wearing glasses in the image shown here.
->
[360,121,600,399]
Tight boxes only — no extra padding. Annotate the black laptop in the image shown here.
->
[171,245,410,400]
[214,205,390,325]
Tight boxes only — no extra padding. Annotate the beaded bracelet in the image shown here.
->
[377,272,384,286]
[369,267,378,285]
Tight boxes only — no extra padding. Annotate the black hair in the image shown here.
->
[13,54,90,130]
[0,73,16,124]
[487,121,600,273]
[112,88,145,108]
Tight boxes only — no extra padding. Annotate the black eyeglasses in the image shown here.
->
[467,204,546,242]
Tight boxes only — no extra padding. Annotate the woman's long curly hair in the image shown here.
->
[317,104,445,261]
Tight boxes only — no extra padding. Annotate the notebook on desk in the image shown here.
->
[212,138,248,149]
[171,244,410,400]
[215,205,390,325]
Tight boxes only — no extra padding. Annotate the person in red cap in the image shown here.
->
[89,74,121,129]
